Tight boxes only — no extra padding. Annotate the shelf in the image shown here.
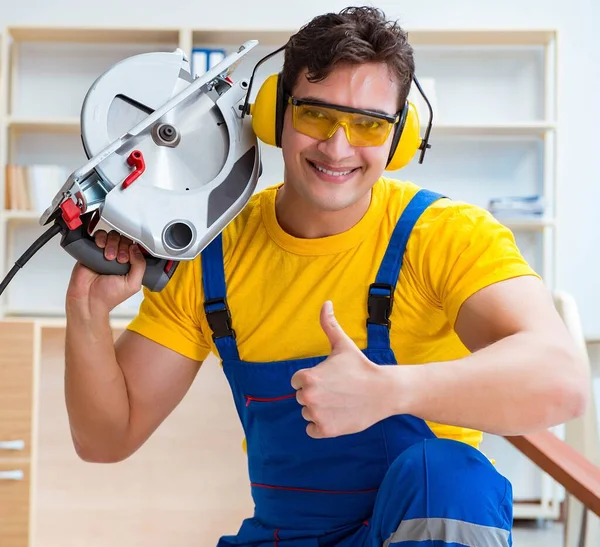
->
[193,28,558,47]
[498,217,555,231]
[429,122,556,137]
[7,117,80,134]
[6,26,181,44]
[1,316,132,330]
[192,29,294,47]
[512,501,560,520]
[407,29,556,46]
[2,210,43,222]
[3,308,136,323]
[4,27,556,48]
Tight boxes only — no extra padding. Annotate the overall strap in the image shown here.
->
[200,233,240,361]
[367,189,446,350]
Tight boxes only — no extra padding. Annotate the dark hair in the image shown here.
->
[281,6,415,106]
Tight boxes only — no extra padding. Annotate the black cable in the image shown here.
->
[0,221,63,296]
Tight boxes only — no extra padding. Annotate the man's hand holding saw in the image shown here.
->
[66,230,146,318]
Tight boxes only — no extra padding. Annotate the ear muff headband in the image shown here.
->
[244,46,433,169]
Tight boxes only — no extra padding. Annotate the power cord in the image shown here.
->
[0,221,63,296]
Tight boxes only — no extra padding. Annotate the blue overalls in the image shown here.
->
[201,189,514,547]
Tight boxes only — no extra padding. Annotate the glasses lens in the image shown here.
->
[348,115,393,146]
[293,104,337,140]
[292,103,393,146]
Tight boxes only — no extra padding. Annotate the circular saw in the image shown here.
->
[23,40,261,293]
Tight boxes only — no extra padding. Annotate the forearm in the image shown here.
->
[64,303,131,461]
[384,331,589,436]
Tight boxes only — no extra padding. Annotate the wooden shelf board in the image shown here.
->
[499,218,555,231]
[512,501,560,519]
[190,28,557,47]
[7,26,181,44]
[21,317,130,330]
[3,26,557,47]
[2,210,42,222]
[192,29,294,47]
[407,29,557,46]
[430,122,556,137]
[7,117,80,134]
[3,310,135,327]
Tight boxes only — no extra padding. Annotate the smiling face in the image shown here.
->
[280,61,402,214]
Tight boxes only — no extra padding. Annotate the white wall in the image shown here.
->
[2,0,600,337]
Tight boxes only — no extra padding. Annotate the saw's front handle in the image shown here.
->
[57,214,178,292]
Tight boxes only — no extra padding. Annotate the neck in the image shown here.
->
[275,184,372,239]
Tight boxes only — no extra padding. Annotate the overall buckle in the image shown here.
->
[367,283,393,328]
[204,297,236,340]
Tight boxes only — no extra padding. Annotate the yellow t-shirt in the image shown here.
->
[127,177,539,449]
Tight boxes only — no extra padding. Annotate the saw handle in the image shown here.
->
[57,214,178,292]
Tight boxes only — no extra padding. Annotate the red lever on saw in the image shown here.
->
[122,150,145,189]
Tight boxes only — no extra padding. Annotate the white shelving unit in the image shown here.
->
[396,29,561,520]
[0,25,560,520]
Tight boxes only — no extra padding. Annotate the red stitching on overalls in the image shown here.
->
[245,394,296,406]
[252,482,378,494]
[274,528,280,546]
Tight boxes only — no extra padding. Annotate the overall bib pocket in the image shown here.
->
[242,388,390,492]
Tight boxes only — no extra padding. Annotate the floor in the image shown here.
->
[512,520,563,546]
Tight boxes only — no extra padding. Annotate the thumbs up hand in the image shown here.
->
[291,301,391,439]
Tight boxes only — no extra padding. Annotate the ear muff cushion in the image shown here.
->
[250,73,281,147]
[386,101,422,172]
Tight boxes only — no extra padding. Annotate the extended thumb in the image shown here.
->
[320,300,352,351]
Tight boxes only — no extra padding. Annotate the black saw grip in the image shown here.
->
[57,213,178,292]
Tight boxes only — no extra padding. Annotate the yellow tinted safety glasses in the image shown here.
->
[288,96,401,147]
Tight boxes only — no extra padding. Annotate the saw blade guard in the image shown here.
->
[41,41,262,265]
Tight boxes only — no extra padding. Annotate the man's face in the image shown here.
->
[280,62,401,213]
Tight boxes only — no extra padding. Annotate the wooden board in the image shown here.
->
[507,431,600,518]
[0,321,35,458]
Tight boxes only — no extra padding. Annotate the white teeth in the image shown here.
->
[313,164,354,176]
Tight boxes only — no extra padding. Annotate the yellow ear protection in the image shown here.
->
[240,46,433,171]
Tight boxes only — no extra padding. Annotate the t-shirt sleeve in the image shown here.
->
[126,257,212,362]
[409,199,541,328]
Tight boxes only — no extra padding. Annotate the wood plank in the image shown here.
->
[7,116,80,134]
[8,27,180,45]
[0,460,30,547]
[507,431,600,517]
[407,29,556,46]
[0,321,35,459]
[192,29,294,47]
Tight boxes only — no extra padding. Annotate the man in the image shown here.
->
[64,6,589,547]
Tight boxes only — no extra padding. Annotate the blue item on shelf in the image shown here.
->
[191,47,226,77]
[488,195,545,217]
